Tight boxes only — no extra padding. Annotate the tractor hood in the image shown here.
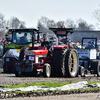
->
[5,43,32,49]
[3,49,20,60]
[25,49,48,56]
[76,49,96,60]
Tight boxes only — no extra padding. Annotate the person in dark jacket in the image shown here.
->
[41,34,52,58]
[86,41,94,49]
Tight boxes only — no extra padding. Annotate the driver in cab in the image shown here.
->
[19,33,28,44]
[85,41,94,49]
[41,34,52,59]
[41,34,50,47]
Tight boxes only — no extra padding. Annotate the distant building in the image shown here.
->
[68,30,100,43]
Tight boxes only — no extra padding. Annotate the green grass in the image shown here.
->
[1,81,100,95]
[3,81,74,89]
[88,81,100,84]
[1,80,100,94]
[2,81,100,89]
[4,87,100,95]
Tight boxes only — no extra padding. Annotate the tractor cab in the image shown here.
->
[76,37,98,60]
[3,28,39,73]
[76,37,100,77]
[4,29,39,54]
[82,37,97,49]
[49,27,74,48]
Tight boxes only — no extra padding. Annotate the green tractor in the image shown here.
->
[3,28,39,73]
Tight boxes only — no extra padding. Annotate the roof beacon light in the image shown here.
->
[58,26,60,28]
[38,26,40,28]
[6,27,8,29]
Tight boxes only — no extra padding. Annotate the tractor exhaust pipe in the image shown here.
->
[32,31,34,50]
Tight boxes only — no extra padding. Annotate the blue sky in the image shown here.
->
[0,0,100,29]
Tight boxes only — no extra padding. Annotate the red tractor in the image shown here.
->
[15,27,79,77]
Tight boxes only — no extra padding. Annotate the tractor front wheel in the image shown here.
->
[43,63,51,78]
[80,66,85,77]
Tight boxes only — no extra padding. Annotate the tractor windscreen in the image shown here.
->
[82,38,97,49]
[12,31,33,45]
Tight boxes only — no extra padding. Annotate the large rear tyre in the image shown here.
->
[19,47,29,61]
[52,48,67,77]
[32,69,38,77]
[43,63,51,78]
[65,49,79,77]
[91,61,100,77]
[97,64,100,77]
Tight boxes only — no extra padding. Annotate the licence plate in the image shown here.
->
[29,56,34,61]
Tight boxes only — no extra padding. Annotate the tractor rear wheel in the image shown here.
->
[52,48,67,77]
[32,69,38,77]
[43,63,51,77]
[65,49,79,77]
[91,61,100,77]
[19,47,29,61]
[97,63,100,77]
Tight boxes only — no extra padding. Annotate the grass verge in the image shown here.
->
[3,81,74,88]
[1,81,100,95]
[2,80,100,89]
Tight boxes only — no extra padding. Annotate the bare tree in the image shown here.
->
[93,5,100,29]
[19,22,26,29]
[38,16,49,28]
[0,30,5,39]
[56,21,65,28]
[76,19,94,30]
[8,17,26,29]
[38,16,56,28]
[47,20,56,28]
[0,13,6,31]
[65,19,76,28]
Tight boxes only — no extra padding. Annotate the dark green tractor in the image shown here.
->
[3,28,39,73]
